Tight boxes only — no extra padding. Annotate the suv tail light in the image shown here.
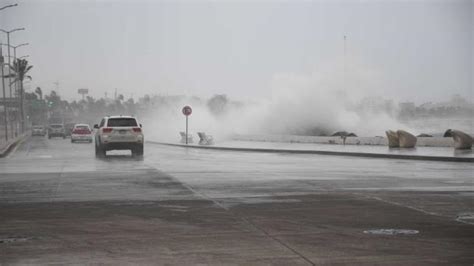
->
[132,127,142,133]
[102,128,113,133]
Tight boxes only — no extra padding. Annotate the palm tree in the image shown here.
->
[35,87,43,100]
[9,59,33,84]
[9,59,33,132]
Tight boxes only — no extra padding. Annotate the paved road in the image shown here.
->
[0,136,473,265]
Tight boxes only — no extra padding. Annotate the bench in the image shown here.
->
[197,132,214,145]
[179,132,193,144]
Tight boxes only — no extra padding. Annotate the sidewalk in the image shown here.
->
[148,140,474,163]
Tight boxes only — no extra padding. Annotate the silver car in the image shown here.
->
[32,125,46,136]
[48,124,66,139]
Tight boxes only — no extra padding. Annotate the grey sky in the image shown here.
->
[1,0,472,103]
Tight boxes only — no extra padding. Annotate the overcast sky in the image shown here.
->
[1,0,472,103]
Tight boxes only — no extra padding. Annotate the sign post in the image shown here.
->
[182,105,192,144]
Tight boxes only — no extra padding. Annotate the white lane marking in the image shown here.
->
[361,194,474,225]
[37,155,53,158]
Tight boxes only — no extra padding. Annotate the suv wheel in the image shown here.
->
[95,143,106,157]
[133,144,144,157]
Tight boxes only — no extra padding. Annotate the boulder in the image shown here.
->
[443,129,453,137]
[385,130,399,148]
[450,130,473,149]
[397,130,417,148]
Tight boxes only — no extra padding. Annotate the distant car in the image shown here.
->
[32,125,46,136]
[48,124,66,139]
[71,124,93,143]
[94,116,144,157]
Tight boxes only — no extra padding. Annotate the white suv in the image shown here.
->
[94,116,144,157]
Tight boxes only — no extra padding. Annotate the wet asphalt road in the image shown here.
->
[0,136,473,265]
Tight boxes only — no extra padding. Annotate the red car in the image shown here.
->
[71,124,93,143]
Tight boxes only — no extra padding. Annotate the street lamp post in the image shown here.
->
[0,28,25,136]
[0,3,18,140]
[1,43,30,97]
[3,54,30,60]
[0,4,18,11]
[0,47,7,142]
[11,43,29,133]
[9,43,29,60]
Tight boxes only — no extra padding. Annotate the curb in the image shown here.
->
[147,141,474,163]
[0,134,29,158]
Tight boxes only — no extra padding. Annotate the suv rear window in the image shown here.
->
[107,118,137,127]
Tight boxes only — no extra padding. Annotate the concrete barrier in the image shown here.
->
[0,133,29,158]
[147,141,474,163]
[231,134,454,147]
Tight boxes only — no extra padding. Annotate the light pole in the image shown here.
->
[1,43,29,106]
[10,43,29,133]
[3,54,30,60]
[0,4,18,11]
[0,28,25,136]
[0,47,7,142]
[0,3,18,140]
[1,43,29,60]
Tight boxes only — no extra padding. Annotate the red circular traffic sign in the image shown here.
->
[182,105,192,116]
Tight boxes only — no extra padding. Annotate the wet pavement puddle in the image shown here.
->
[456,212,474,223]
[363,229,419,235]
[36,155,53,158]
[0,236,34,244]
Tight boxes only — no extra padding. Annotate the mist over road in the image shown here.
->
[0,137,473,264]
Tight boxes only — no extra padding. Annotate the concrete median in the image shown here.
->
[147,140,474,163]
